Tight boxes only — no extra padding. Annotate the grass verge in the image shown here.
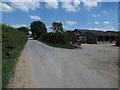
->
[38,39,75,49]
[2,24,28,88]
[2,41,27,88]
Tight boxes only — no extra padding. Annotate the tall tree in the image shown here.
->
[30,21,47,39]
[51,22,64,33]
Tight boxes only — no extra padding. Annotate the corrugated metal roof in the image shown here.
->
[74,29,119,36]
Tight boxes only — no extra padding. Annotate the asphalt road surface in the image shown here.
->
[27,39,118,88]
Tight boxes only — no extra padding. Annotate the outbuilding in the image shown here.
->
[68,29,119,44]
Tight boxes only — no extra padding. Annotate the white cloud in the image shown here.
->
[44,0,58,8]
[73,0,81,6]
[61,0,80,12]
[0,2,14,12]
[105,26,116,31]
[0,0,101,13]
[104,21,110,24]
[106,28,115,31]
[89,28,101,30]
[63,25,68,30]
[66,21,77,25]
[106,25,112,28]
[83,1,97,7]
[10,0,40,12]
[10,24,27,28]
[92,14,100,18]
[61,2,76,12]
[103,10,107,13]
[103,10,108,15]
[94,21,100,24]
[82,0,101,8]
[29,15,41,20]
[44,0,100,12]
[98,14,100,17]
[89,27,116,31]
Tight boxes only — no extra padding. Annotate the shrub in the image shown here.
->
[40,32,69,45]
[2,24,28,60]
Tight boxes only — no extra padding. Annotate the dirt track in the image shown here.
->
[10,43,36,88]
[10,40,118,88]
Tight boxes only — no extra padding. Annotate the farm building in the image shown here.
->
[116,31,120,46]
[68,29,119,44]
[67,30,81,45]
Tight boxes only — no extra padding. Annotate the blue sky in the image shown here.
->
[1,1,118,32]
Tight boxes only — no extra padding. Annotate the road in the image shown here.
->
[27,39,118,88]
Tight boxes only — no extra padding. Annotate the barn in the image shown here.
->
[68,29,119,44]
[116,31,120,46]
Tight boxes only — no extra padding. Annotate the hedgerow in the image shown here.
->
[39,32,74,49]
[2,24,28,88]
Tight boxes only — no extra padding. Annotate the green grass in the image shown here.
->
[38,39,75,49]
[2,24,28,88]
[2,42,27,88]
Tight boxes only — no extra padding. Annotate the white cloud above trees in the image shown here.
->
[44,0,58,8]
[89,27,116,31]
[66,21,77,25]
[29,15,41,20]
[10,1,40,12]
[82,0,101,8]
[61,0,80,12]
[10,24,27,28]
[0,0,102,12]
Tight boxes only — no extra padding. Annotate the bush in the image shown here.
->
[2,24,28,88]
[40,32,69,45]
[39,32,74,49]
[2,24,28,60]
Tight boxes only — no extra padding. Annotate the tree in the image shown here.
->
[50,22,64,33]
[30,21,47,39]
[18,27,29,35]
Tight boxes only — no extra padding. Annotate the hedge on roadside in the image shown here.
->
[2,24,28,88]
[39,32,70,45]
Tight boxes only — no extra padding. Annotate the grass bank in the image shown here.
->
[2,24,28,88]
[2,43,27,88]
[38,39,75,49]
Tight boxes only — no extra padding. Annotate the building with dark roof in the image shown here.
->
[68,29,119,44]
[116,31,120,46]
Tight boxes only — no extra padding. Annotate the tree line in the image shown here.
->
[30,21,74,48]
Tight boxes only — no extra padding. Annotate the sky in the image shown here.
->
[0,1,119,32]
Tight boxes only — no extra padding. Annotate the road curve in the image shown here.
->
[27,40,117,88]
